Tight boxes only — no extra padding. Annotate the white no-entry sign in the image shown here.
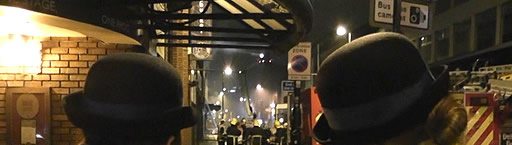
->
[288,42,311,80]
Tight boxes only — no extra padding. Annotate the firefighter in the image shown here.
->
[274,121,286,145]
[218,120,227,145]
[313,32,467,145]
[246,120,268,145]
[226,118,242,145]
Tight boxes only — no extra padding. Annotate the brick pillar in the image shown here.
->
[169,41,192,145]
[168,9,193,145]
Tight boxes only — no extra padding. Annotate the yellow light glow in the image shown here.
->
[0,7,42,36]
[0,7,43,74]
[0,35,42,74]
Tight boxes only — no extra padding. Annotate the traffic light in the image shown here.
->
[258,58,272,64]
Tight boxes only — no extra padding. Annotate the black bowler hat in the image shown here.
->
[64,53,197,136]
[313,32,449,144]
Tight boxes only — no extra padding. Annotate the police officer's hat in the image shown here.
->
[313,33,449,144]
[64,53,198,136]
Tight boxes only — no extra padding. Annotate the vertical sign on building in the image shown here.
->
[288,42,311,80]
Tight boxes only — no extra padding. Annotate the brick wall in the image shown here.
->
[170,47,193,145]
[0,37,136,145]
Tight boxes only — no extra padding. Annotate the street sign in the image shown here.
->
[288,42,311,80]
[192,47,211,60]
[373,0,429,30]
[281,81,295,99]
[282,81,295,92]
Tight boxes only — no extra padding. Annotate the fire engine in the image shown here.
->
[450,64,512,145]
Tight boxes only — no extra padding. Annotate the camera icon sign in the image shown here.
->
[409,6,426,24]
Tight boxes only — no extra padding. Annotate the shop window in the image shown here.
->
[453,19,471,56]
[454,0,469,7]
[476,8,496,50]
[503,2,512,42]
[419,35,432,62]
[435,0,451,15]
[435,28,450,59]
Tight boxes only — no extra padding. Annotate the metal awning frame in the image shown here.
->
[138,0,312,51]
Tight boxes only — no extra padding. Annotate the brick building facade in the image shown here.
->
[0,36,190,145]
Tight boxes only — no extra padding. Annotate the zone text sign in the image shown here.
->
[374,0,429,30]
[288,42,311,80]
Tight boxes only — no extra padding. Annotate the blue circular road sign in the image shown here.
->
[291,55,308,72]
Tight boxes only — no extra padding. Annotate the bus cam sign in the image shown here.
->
[373,0,429,30]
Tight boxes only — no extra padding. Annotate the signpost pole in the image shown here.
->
[290,80,302,145]
[221,73,225,120]
[393,0,402,33]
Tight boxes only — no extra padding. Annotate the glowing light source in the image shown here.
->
[0,34,42,74]
[224,66,233,75]
[256,84,263,91]
[336,26,347,36]
[0,6,83,74]
[259,53,264,58]
[36,134,44,139]
[0,7,44,74]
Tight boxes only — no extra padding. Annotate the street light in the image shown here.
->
[256,84,263,91]
[336,26,352,43]
[224,66,233,76]
[221,66,233,120]
[336,26,347,36]
[259,53,265,59]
